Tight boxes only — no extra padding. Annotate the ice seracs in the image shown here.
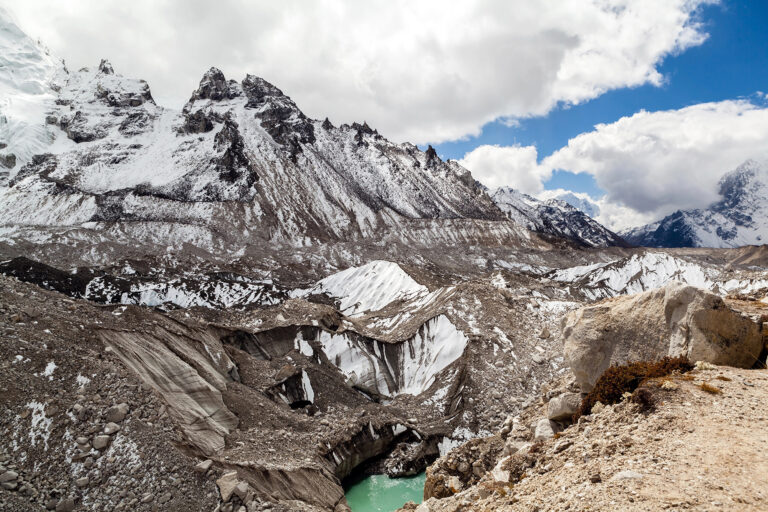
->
[551,251,768,300]
[303,314,468,397]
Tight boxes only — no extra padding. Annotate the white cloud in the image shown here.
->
[0,0,715,144]
[543,100,768,226]
[461,99,768,231]
[459,144,549,193]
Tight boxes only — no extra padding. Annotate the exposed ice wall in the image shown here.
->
[308,314,468,397]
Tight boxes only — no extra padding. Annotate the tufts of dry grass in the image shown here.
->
[699,382,722,394]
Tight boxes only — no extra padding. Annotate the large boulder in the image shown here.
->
[563,282,764,392]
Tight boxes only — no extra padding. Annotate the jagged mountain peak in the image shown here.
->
[623,159,768,248]
[188,66,241,103]
[97,58,114,75]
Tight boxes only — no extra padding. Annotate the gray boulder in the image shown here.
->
[532,418,560,441]
[562,282,763,392]
[547,393,582,422]
[106,403,130,423]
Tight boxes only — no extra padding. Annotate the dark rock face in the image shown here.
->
[95,81,154,108]
[178,109,221,134]
[623,212,698,248]
[242,74,315,160]
[63,111,107,143]
[189,67,241,102]
[0,153,16,169]
[425,145,440,167]
[10,154,58,185]
[98,59,114,75]
[241,74,285,107]
[118,111,153,136]
[351,122,378,147]
[213,117,258,185]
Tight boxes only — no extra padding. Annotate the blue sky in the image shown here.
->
[431,1,768,198]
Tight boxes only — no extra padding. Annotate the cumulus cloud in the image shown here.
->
[543,100,768,225]
[1,0,715,144]
[459,145,549,193]
[461,99,768,231]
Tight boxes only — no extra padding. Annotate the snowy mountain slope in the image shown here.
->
[539,190,601,218]
[490,187,626,247]
[0,10,636,262]
[0,10,526,245]
[622,160,768,248]
[0,6,66,179]
[553,192,599,218]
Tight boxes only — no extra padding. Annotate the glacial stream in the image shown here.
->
[345,472,426,511]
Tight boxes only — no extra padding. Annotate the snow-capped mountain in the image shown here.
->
[623,160,768,248]
[540,190,600,218]
[0,6,66,179]
[490,187,626,247]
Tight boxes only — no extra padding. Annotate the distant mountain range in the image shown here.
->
[622,160,768,248]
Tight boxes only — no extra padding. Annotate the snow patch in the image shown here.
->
[300,370,315,403]
[301,260,428,316]
[25,401,52,450]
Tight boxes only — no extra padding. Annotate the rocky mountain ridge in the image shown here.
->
[490,187,627,248]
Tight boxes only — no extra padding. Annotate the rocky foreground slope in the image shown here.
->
[407,365,768,512]
[1,250,767,511]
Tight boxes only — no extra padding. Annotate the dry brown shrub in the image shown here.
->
[574,356,693,421]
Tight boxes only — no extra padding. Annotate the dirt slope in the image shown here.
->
[408,365,768,511]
